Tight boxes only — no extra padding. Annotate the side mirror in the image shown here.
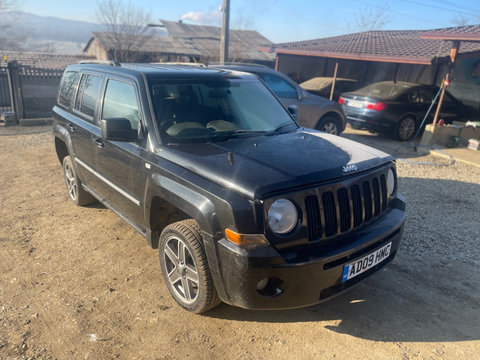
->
[100,118,138,142]
[288,105,298,121]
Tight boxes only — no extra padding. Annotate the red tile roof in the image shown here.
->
[271,26,480,65]
[421,25,480,41]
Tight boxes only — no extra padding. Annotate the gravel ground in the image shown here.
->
[1,124,479,360]
[342,127,480,266]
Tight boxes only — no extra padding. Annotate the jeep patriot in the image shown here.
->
[52,63,405,313]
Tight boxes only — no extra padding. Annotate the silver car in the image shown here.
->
[210,64,346,135]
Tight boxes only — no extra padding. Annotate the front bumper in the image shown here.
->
[212,198,405,310]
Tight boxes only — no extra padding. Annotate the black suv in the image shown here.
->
[53,63,405,313]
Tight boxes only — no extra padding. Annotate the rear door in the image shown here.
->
[61,71,104,185]
[88,76,148,228]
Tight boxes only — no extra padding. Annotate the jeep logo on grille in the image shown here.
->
[343,164,358,173]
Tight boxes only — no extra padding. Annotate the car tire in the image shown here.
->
[62,156,95,206]
[395,116,417,141]
[317,116,340,135]
[159,219,221,313]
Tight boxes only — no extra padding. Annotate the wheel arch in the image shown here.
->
[145,176,218,249]
[316,111,345,131]
[54,136,69,165]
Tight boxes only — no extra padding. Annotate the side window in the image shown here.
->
[74,74,102,118]
[58,71,79,107]
[258,73,298,99]
[102,79,140,130]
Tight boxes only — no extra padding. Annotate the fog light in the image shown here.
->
[256,278,269,291]
[256,277,284,297]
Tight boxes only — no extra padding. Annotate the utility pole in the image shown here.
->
[220,0,230,64]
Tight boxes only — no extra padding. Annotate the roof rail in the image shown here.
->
[149,62,207,67]
[206,62,270,68]
[77,60,120,66]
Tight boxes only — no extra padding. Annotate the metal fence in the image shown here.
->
[0,68,12,113]
[1,61,63,119]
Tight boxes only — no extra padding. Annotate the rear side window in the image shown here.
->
[58,71,79,107]
[258,73,297,99]
[102,79,140,130]
[74,74,103,118]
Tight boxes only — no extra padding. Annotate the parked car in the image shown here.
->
[300,77,359,101]
[209,64,346,135]
[339,81,479,141]
[53,63,405,313]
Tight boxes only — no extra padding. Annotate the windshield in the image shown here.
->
[149,78,296,143]
[353,82,412,99]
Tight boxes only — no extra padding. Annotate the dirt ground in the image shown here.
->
[1,126,480,360]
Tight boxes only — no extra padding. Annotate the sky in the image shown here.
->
[19,0,480,43]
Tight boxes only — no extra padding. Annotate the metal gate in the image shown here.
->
[0,68,12,113]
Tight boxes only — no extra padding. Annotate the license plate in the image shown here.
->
[348,100,364,108]
[342,242,392,282]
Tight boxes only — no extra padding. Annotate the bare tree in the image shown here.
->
[0,0,27,50]
[347,4,391,32]
[95,0,155,62]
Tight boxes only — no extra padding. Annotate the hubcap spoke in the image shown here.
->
[185,264,199,283]
[164,243,179,264]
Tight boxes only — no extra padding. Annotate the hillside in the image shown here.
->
[0,11,97,54]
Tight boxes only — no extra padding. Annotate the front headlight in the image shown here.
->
[268,199,298,234]
[387,168,395,196]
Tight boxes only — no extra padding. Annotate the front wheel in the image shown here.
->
[159,220,220,313]
[395,116,416,141]
[316,116,340,135]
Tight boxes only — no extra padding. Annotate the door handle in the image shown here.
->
[93,138,105,149]
[66,123,75,132]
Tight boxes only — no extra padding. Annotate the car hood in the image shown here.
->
[158,129,393,199]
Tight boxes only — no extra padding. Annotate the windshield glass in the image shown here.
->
[149,78,296,143]
[354,82,411,99]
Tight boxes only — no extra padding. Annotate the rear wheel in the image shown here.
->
[395,116,416,141]
[316,116,340,135]
[159,219,220,313]
[62,156,94,206]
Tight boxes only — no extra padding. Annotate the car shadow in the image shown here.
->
[206,177,480,343]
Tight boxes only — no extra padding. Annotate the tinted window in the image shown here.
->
[75,74,102,118]
[409,88,434,104]
[355,82,411,99]
[102,80,139,130]
[258,73,298,98]
[58,71,79,107]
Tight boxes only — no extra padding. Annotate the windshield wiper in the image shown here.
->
[274,122,297,133]
[207,129,270,142]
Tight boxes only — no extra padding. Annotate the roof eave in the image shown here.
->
[274,49,433,65]
[421,32,480,41]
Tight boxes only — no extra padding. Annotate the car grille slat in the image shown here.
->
[337,188,351,233]
[305,195,322,241]
[380,174,388,211]
[303,170,390,241]
[372,177,381,216]
[322,192,337,237]
[351,184,363,228]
